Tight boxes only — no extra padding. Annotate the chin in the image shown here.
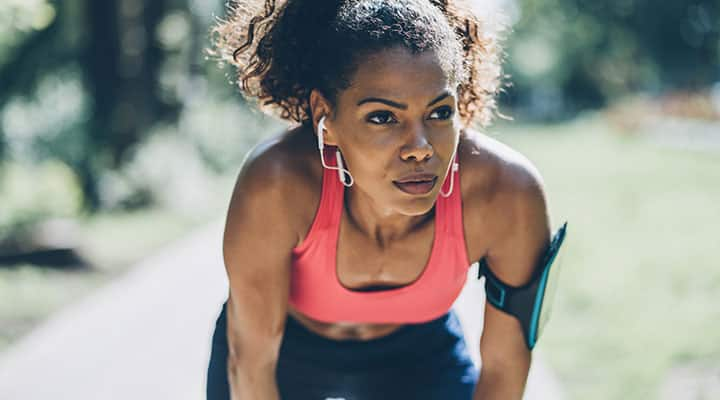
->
[395,194,439,216]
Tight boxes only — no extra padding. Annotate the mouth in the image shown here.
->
[392,176,438,195]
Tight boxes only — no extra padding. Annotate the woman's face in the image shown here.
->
[317,46,461,217]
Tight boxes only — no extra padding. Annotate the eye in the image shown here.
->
[428,106,454,121]
[366,111,398,125]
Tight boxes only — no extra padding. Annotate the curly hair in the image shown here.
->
[210,0,504,127]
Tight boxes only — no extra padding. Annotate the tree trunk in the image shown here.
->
[80,0,176,210]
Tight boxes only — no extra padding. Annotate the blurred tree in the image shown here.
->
[504,0,720,119]
[1,0,188,210]
[0,1,67,160]
[81,0,181,209]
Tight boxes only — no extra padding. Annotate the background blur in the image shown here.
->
[1,0,718,399]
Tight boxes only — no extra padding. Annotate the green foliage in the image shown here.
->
[179,98,283,173]
[95,96,278,212]
[506,0,720,116]
[0,67,88,164]
[0,0,56,63]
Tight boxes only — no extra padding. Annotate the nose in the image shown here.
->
[399,125,434,162]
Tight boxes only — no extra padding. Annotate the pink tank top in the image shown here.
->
[289,147,471,324]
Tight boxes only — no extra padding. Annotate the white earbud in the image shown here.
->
[317,116,354,187]
[317,117,326,151]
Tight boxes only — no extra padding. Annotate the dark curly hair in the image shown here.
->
[210,0,504,127]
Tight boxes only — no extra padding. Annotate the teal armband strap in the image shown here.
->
[478,221,568,350]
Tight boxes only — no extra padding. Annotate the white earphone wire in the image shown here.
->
[439,160,459,198]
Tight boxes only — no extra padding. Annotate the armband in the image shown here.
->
[478,221,568,350]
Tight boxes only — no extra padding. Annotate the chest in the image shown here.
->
[334,210,438,291]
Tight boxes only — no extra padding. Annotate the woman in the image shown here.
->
[206,1,558,399]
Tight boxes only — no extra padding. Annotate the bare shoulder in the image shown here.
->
[458,129,551,268]
[226,124,321,249]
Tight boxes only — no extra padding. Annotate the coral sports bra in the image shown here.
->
[289,147,471,324]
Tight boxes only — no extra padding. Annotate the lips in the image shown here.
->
[394,173,437,184]
[393,174,438,195]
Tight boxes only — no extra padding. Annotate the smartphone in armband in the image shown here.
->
[478,221,568,350]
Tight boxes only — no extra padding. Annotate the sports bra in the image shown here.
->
[288,147,471,324]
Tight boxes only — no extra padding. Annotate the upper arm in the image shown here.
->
[222,138,304,367]
[470,142,552,372]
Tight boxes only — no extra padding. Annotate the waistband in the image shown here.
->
[280,310,470,372]
[216,302,472,373]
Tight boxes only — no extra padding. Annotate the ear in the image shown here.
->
[309,89,338,146]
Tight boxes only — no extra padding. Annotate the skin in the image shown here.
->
[222,46,551,399]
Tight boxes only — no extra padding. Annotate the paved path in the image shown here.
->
[0,221,564,399]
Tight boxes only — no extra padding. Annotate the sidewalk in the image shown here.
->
[0,221,564,399]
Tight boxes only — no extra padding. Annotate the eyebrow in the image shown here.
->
[356,91,452,109]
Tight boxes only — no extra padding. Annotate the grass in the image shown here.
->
[0,207,225,353]
[491,115,720,399]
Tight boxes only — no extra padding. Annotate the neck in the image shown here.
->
[344,185,434,248]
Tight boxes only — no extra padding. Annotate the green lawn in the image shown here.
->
[494,116,720,399]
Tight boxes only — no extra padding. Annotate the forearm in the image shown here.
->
[472,362,530,400]
[228,360,281,400]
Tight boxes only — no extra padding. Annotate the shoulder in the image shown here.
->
[225,124,322,248]
[237,125,318,191]
[458,129,551,271]
[458,128,546,204]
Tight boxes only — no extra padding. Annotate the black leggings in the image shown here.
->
[206,301,478,399]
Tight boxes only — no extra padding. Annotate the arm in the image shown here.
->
[472,159,552,400]
[222,143,302,400]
